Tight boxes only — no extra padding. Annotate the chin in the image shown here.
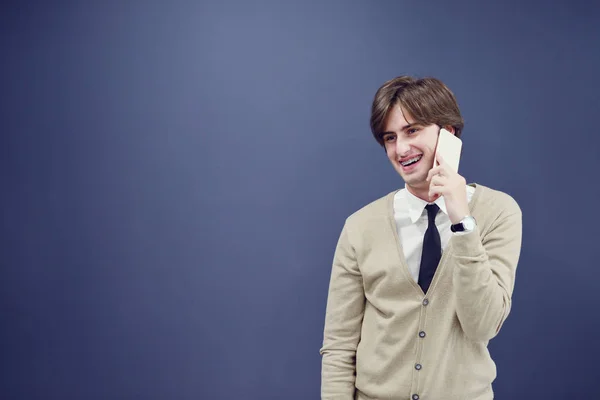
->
[406,179,427,188]
[404,174,428,187]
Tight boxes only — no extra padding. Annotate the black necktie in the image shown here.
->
[418,204,441,294]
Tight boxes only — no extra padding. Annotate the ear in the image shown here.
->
[443,125,456,135]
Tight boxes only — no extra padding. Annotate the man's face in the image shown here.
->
[382,105,450,193]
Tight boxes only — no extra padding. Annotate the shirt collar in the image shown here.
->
[404,184,449,223]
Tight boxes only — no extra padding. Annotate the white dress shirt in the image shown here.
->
[393,184,476,283]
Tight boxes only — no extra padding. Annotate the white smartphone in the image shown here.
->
[434,128,462,173]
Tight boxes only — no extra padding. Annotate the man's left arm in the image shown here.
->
[427,154,523,342]
[451,201,522,342]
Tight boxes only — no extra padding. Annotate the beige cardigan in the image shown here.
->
[320,184,522,400]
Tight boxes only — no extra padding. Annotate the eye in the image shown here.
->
[407,127,419,135]
[383,134,396,142]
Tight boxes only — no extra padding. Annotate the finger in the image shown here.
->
[428,168,446,182]
[428,193,441,202]
[427,165,443,181]
[429,173,450,189]
[429,160,456,182]
[428,185,443,198]
[429,175,446,187]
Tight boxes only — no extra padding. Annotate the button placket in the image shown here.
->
[412,300,429,397]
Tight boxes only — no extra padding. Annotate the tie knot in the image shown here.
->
[425,204,439,223]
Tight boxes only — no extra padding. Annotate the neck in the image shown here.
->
[406,183,439,203]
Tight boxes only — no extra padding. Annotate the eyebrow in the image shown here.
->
[382,122,419,136]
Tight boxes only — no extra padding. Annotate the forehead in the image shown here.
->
[383,104,416,132]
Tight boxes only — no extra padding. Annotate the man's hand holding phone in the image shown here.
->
[426,128,470,225]
[427,154,470,224]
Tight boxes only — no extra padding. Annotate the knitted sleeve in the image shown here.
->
[451,193,523,342]
[320,221,365,399]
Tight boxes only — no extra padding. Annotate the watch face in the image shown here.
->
[464,217,476,230]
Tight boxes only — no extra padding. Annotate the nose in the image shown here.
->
[395,139,411,157]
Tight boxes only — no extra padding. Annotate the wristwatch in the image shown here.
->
[450,216,477,233]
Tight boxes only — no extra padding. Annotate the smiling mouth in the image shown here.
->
[400,155,423,167]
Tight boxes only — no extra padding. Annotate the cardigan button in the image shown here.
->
[419,331,426,338]
[412,394,420,400]
[422,298,429,306]
[415,363,422,370]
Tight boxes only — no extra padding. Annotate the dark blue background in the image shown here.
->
[2,1,599,399]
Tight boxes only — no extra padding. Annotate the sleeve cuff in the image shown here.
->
[451,225,485,257]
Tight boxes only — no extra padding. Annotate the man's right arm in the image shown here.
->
[320,222,366,399]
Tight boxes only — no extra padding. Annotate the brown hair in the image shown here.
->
[370,76,464,146]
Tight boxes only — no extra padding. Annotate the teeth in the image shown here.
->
[401,155,422,166]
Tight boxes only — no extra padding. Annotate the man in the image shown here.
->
[320,76,522,400]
